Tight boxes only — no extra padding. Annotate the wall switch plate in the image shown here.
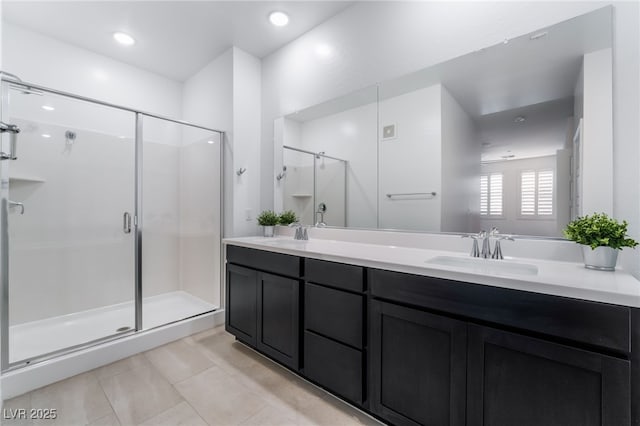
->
[245,208,252,221]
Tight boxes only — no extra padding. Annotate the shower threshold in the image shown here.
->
[9,291,216,364]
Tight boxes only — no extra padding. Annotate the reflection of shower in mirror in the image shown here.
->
[62,130,76,154]
[276,166,287,181]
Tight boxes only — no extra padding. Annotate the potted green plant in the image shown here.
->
[278,210,298,226]
[564,213,638,270]
[257,210,278,237]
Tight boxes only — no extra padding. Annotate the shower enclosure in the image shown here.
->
[281,145,347,227]
[0,75,223,370]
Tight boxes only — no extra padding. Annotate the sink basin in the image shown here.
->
[425,255,538,276]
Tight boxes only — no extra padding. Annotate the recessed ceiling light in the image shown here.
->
[514,116,526,123]
[41,134,51,138]
[113,32,135,46]
[269,11,289,27]
[207,140,215,144]
[41,105,55,111]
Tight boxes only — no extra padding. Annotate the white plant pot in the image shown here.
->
[263,226,275,238]
[581,245,619,271]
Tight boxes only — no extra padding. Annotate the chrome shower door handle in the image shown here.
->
[123,212,132,234]
[0,122,20,160]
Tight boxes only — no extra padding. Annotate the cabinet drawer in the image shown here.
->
[305,258,364,292]
[227,245,301,277]
[369,268,631,353]
[305,283,363,349]
[304,331,363,404]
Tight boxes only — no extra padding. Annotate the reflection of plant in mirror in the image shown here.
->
[257,210,279,226]
[564,213,638,250]
[278,210,298,225]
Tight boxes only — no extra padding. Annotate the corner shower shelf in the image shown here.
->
[9,174,46,183]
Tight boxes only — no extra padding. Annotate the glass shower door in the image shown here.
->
[1,81,136,367]
[141,115,221,330]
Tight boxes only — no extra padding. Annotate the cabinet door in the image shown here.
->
[467,324,630,426]
[225,264,257,346]
[257,272,300,370]
[370,300,467,426]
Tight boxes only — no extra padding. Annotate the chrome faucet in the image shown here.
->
[288,222,309,240]
[462,232,482,257]
[464,227,514,259]
[490,228,515,260]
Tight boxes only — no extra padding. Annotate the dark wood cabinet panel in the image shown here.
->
[306,258,364,292]
[305,283,363,349]
[257,272,300,370]
[467,324,630,426]
[227,245,301,277]
[369,268,630,353]
[370,300,467,426]
[225,264,257,346]
[304,331,363,404]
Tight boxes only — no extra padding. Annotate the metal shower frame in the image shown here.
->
[0,74,226,372]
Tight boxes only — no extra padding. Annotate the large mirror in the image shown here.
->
[274,7,612,238]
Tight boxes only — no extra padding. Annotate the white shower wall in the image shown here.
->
[8,119,135,325]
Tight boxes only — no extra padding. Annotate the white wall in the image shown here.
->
[183,47,261,238]
[480,156,559,237]
[231,47,262,237]
[581,48,613,216]
[440,86,479,233]
[379,85,442,231]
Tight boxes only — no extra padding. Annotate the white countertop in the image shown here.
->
[223,236,640,308]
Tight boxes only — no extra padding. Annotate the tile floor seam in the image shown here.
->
[131,398,184,426]
[91,378,122,426]
[177,396,212,426]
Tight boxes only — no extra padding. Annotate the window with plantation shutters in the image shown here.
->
[480,172,503,216]
[520,169,554,217]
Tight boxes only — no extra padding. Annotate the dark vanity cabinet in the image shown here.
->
[225,244,637,426]
[303,259,366,406]
[370,300,467,426]
[369,268,633,426]
[466,325,630,426]
[226,245,302,369]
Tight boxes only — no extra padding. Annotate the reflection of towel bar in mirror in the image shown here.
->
[386,192,437,199]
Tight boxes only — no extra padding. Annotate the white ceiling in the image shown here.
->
[2,1,354,81]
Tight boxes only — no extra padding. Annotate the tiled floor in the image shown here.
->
[1,326,382,426]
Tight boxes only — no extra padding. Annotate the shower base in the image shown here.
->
[9,291,216,363]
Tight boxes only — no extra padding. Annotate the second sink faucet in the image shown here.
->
[288,222,309,240]
[463,227,514,259]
